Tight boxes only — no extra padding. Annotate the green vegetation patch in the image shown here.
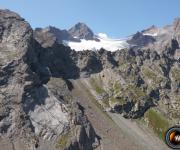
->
[123,85,147,102]
[90,77,106,94]
[113,82,122,95]
[118,63,129,72]
[141,66,164,85]
[56,130,72,149]
[144,108,170,140]
[110,96,126,105]
[171,67,180,82]
[110,82,147,103]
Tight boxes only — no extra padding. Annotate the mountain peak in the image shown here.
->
[71,22,91,30]
[68,22,94,40]
[45,25,61,32]
[173,18,180,30]
[142,25,158,36]
[74,22,89,27]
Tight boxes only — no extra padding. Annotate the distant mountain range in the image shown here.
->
[34,19,180,53]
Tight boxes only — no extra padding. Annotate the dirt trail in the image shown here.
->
[71,79,170,150]
[108,112,169,150]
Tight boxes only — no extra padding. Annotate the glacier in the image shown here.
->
[64,33,130,52]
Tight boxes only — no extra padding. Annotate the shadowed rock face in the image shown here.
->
[127,32,156,47]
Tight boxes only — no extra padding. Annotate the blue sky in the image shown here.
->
[1,0,180,37]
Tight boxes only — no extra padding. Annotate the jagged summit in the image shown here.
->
[0,9,22,20]
[142,25,159,36]
[68,22,94,40]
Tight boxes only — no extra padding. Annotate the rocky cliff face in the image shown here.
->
[0,9,100,150]
[34,17,180,141]
[35,29,179,121]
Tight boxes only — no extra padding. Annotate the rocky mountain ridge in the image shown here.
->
[129,18,180,53]
[0,9,179,150]
[34,22,98,48]
[34,17,180,54]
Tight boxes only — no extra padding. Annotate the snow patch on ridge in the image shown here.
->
[98,33,108,39]
[64,33,129,52]
[143,33,158,36]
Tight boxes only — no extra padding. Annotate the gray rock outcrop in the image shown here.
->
[0,9,100,150]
